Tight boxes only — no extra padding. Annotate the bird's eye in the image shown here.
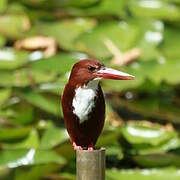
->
[88,66,96,72]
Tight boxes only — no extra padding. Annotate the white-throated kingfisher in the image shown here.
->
[62,59,134,150]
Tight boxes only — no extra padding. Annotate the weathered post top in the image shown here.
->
[76,148,105,180]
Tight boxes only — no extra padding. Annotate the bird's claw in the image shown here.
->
[88,143,94,151]
[73,142,83,150]
[88,147,94,151]
[73,142,94,151]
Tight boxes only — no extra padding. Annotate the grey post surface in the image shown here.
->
[76,148,105,180]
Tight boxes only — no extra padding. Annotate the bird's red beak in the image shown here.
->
[97,67,135,80]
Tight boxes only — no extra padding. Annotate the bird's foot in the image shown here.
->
[88,147,94,151]
[73,142,83,150]
[88,143,94,151]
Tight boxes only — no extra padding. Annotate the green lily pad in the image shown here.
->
[134,137,180,155]
[161,26,180,58]
[64,0,100,8]
[106,145,124,160]
[103,59,180,91]
[97,127,121,147]
[106,168,180,180]
[55,173,76,180]
[14,164,60,180]
[0,109,15,121]
[19,90,61,116]
[67,0,127,17]
[40,123,69,149]
[0,126,32,141]
[121,122,176,146]
[0,14,30,40]
[38,82,65,95]
[20,0,99,8]
[13,104,34,125]
[0,0,7,13]
[35,18,96,50]
[128,0,180,21]
[75,21,139,59]
[117,97,180,125]
[0,48,29,70]
[6,2,27,14]
[31,52,86,74]
[0,69,56,87]
[131,19,163,61]
[0,149,66,168]
[0,36,6,47]
[0,88,11,107]
[56,141,75,159]
[134,153,180,167]
[3,129,39,149]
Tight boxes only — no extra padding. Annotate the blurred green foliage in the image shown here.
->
[0,0,180,179]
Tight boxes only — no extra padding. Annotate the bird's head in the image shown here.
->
[69,59,134,86]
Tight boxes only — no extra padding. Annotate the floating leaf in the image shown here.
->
[103,59,180,91]
[38,82,65,95]
[0,126,32,141]
[161,26,180,58]
[0,149,66,168]
[14,164,60,180]
[121,122,176,146]
[55,173,76,180]
[132,19,163,61]
[6,1,27,14]
[0,14,30,40]
[106,145,124,160]
[20,0,99,8]
[35,18,96,50]
[0,36,6,47]
[64,0,100,8]
[117,97,180,125]
[0,69,56,87]
[134,153,180,167]
[0,88,11,107]
[97,128,121,147]
[56,141,75,159]
[40,122,68,149]
[31,52,86,74]
[34,149,66,165]
[0,0,7,13]
[13,104,34,125]
[0,48,29,70]
[3,129,39,149]
[19,90,61,116]
[68,0,126,17]
[75,21,139,59]
[135,137,180,155]
[107,168,180,180]
[128,0,180,21]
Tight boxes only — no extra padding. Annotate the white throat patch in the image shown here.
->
[72,80,99,124]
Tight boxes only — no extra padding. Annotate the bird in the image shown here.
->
[62,59,134,150]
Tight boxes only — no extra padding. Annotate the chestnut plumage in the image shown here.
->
[62,59,134,150]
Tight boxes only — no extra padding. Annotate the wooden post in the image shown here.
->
[76,148,105,180]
